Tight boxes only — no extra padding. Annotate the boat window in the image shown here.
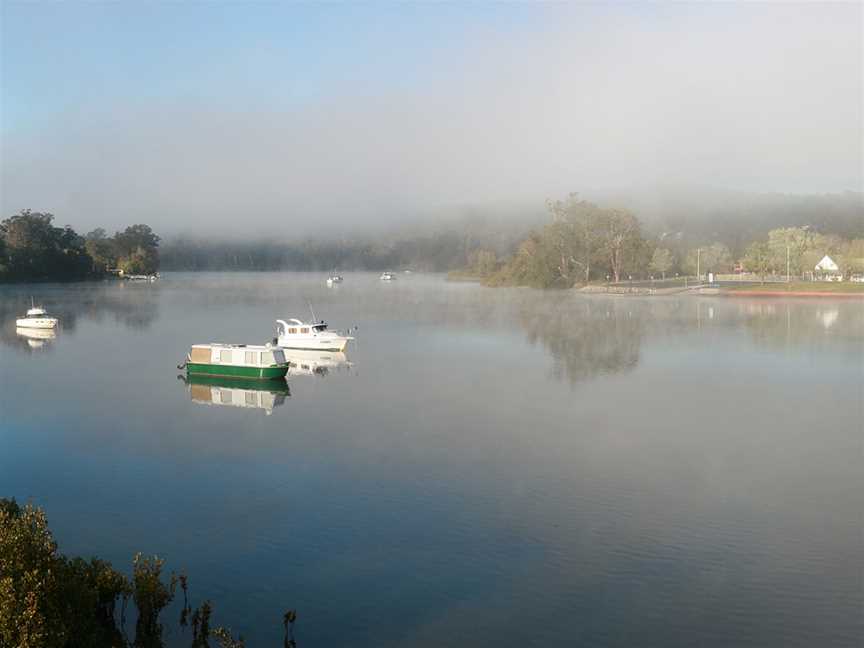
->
[220,350,233,363]
[245,351,257,364]
[273,350,285,364]
[301,328,310,334]
[190,348,210,363]
[288,328,297,334]
[262,351,275,365]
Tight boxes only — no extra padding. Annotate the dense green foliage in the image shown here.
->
[483,195,650,288]
[462,195,864,288]
[743,227,864,279]
[0,498,296,648]
[0,211,92,281]
[0,211,160,281]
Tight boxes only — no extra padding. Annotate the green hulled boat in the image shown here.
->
[184,343,289,380]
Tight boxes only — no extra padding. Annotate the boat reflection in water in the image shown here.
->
[179,374,291,415]
[16,327,57,350]
[284,349,353,378]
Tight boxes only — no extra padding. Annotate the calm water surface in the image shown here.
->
[1,273,861,647]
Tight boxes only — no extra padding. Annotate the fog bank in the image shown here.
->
[2,3,861,235]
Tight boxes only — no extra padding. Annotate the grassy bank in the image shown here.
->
[724,281,864,293]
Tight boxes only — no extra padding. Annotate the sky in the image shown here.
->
[1,2,861,236]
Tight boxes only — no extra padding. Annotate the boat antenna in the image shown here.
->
[307,300,318,323]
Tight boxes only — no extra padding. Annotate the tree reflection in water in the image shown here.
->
[0,283,159,352]
[519,297,645,385]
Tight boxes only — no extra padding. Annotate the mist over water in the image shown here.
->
[1,274,861,646]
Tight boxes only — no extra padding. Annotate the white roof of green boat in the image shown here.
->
[191,343,276,351]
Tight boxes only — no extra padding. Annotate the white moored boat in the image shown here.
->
[326,274,344,286]
[16,301,59,329]
[276,318,354,352]
[380,271,396,281]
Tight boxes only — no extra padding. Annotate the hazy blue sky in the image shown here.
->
[1,2,861,235]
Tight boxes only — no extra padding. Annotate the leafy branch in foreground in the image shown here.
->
[0,498,296,647]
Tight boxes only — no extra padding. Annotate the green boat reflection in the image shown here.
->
[179,374,290,415]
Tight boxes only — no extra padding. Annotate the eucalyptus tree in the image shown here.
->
[649,248,674,280]
[744,241,773,283]
[597,208,643,283]
[546,193,612,284]
[766,226,818,277]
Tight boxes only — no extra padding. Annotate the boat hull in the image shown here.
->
[186,363,289,380]
[16,318,58,329]
[279,339,349,352]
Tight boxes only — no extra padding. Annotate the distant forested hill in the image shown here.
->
[160,189,862,272]
[587,188,863,255]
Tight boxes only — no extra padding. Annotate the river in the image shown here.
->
[1,273,861,647]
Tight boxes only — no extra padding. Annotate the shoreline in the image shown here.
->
[721,289,864,298]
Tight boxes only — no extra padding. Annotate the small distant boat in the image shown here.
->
[326,274,344,286]
[16,300,59,329]
[181,343,289,380]
[276,319,353,352]
[380,271,396,281]
[125,273,159,282]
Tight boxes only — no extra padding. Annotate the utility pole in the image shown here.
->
[696,248,701,283]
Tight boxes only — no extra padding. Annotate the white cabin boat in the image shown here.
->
[326,274,344,286]
[123,272,159,281]
[16,304,59,329]
[380,271,396,281]
[276,318,353,352]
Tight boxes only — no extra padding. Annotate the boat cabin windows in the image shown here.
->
[312,324,328,331]
[192,345,285,367]
[301,328,310,334]
[288,328,298,334]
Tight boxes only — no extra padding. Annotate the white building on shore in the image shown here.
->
[814,255,842,281]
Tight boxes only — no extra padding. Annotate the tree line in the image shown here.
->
[0,210,160,281]
[458,194,864,288]
[160,231,481,273]
[5,191,861,284]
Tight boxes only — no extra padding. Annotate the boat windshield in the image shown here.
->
[312,323,328,331]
